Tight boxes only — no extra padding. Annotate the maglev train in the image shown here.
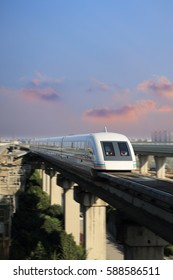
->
[30,132,136,173]
[30,132,136,171]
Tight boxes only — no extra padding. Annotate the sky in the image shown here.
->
[1,0,173,139]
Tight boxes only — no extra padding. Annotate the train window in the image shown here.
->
[55,141,61,147]
[118,142,129,156]
[103,142,115,156]
[81,141,85,149]
[73,142,78,149]
[87,142,94,156]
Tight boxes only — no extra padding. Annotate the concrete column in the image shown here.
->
[45,173,50,195]
[74,188,106,260]
[154,156,166,179]
[42,169,47,192]
[124,224,168,260]
[49,170,56,204]
[42,169,50,194]
[62,180,80,245]
[49,172,63,206]
[138,155,149,174]
[84,196,106,260]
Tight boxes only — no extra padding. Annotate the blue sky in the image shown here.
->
[1,0,173,138]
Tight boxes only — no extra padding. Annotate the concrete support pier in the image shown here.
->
[42,169,46,192]
[84,196,106,260]
[50,172,63,206]
[61,179,80,245]
[42,169,63,206]
[138,155,149,174]
[42,169,50,194]
[154,156,166,179]
[74,188,106,260]
[47,170,63,206]
[124,224,167,260]
[45,173,50,194]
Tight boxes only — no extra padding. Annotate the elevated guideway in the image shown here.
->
[98,172,173,242]
[132,143,173,179]
[132,143,173,156]
[31,150,173,245]
[13,145,173,259]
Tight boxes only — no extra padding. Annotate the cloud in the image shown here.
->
[84,100,173,123]
[21,71,64,87]
[21,71,63,103]
[87,79,112,93]
[158,105,173,112]
[96,80,110,91]
[137,76,173,98]
[31,71,64,87]
[22,87,60,102]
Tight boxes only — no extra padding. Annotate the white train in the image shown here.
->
[30,132,136,173]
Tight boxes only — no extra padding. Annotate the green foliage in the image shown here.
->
[46,204,64,225]
[46,204,63,219]
[60,232,86,260]
[28,241,47,260]
[42,216,62,233]
[18,186,50,211]
[10,172,86,260]
[29,169,42,186]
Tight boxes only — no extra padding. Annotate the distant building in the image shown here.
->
[151,130,173,143]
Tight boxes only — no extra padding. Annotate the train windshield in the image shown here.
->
[102,142,115,156]
[118,142,129,156]
[101,141,131,161]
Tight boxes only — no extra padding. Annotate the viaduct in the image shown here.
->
[0,142,173,260]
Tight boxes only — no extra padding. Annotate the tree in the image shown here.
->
[60,232,86,260]
[28,241,47,260]
[10,172,86,260]
[28,169,42,186]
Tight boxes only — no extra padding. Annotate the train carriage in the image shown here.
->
[30,132,136,173]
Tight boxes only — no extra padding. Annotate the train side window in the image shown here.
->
[103,142,115,156]
[74,142,78,149]
[118,142,129,156]
[81,141,85,149]
[55,141,61,147]
[87,142,94,155]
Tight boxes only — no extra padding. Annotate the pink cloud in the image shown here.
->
[84,100,154,122]
[158,105,173,112]
[20,72,63,103]
[84,100,173,123]
[137,76,173,98]
[22,87,60,102]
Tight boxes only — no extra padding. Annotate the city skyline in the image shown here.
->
[1,0,173,138]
